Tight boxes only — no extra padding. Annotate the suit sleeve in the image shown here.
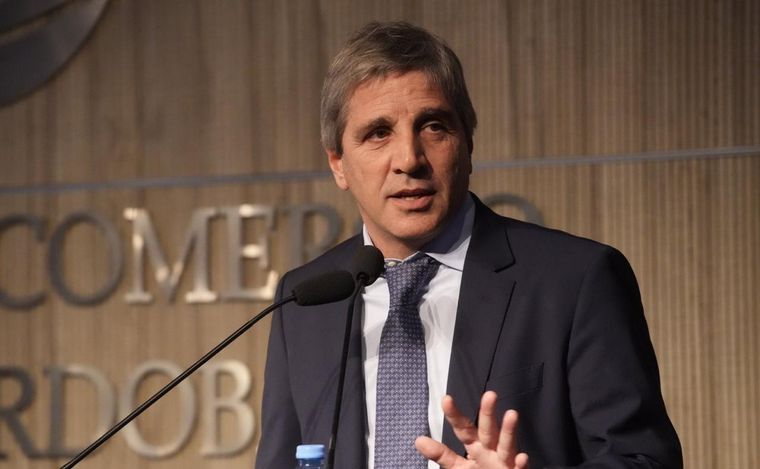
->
[556,247,682,469]
[254,273,301,468]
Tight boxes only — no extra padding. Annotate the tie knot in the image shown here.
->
[384,255,439,308]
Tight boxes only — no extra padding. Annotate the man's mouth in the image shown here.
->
[391,189,435,199]
[389,189,436,209]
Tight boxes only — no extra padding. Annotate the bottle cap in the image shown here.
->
[296,444,325,460]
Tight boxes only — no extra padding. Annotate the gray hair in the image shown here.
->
[320,21,477,155]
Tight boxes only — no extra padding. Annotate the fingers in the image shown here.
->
[442,394,478,446]
[496,409,521,465]
[415,436,468,469]
[477,391,499,449]
[515,452,530,469]
[440,393,530,469]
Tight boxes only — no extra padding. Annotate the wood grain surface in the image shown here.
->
[0,1,758,468]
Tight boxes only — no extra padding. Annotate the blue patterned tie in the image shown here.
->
[374,255,440,469]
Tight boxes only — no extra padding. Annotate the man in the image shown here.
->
[256,22,682,469]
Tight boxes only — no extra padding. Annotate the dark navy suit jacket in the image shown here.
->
[255,197,682,468]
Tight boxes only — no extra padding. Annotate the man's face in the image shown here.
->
[327,71,472,258]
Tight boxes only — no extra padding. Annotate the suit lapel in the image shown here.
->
[443,200,516,453]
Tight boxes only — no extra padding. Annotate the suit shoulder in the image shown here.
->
[493,213,628,268]
[483,214,640,303]
[508,217,608,249]
[473,196,616,257]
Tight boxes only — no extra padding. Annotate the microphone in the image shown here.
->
[61,270,354,469]
[327,245,384,468]
[293,270,355,306]
[351,245,384,286]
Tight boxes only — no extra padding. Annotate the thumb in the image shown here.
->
[415,436,466,469]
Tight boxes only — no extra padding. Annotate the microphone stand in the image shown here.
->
[326,278,366,469]
[60,295,295,469]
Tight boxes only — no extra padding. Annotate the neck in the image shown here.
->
[371,237,425,260]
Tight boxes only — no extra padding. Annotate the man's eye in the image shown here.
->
[367,128,390,140]
[424,121,448,133]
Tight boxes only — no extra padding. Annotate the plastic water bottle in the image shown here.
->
[295,444,325,468]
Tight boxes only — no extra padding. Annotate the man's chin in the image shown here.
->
[392,223,444,248]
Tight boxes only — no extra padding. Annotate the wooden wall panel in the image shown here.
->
[1,1,758,468]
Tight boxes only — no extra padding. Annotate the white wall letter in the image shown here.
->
[123,208,219,304]
[200,360,254,456]
[220,205,278,301]
[120,361,196,458]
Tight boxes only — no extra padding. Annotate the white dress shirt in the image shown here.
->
[361,195,475,469]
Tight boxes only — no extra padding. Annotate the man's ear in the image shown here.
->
[326,148,349,190]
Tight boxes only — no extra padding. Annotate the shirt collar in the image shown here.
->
[362,193,474,272]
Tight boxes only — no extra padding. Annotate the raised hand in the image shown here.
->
[415,391,529,469]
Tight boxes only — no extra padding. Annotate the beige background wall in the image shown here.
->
[1,1,758,468]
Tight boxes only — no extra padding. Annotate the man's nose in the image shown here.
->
[392,133,427,175]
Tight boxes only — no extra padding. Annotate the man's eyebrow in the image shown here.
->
[352,117,393,140]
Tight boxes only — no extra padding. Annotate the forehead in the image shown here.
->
[343,71,452,124]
